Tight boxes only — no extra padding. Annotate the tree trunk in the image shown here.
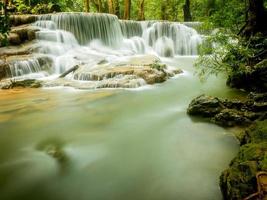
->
[123,0,131,20]
[242,0,267,37]
[183,0,192,21]
[161,0,167,20]
[107,0,114,14]
[59,65,79,78]
[206,0,216,16]
[137,0,145,21]
[114,0,120,18]
[84,0,90,12]
[3,0,8,16]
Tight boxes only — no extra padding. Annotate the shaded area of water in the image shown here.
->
[0,57,239,200]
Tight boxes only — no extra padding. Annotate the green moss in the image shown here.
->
[236,142,267,163]
[220,120,267,199]
[2,79,42,89]
[150,61,167,71]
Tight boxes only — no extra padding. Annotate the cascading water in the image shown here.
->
[9,58,42,77]
[9,12,202,79]
[38,13,124,47]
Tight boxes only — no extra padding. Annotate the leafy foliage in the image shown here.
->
[195,31,256,81]
[0,2,10,46]
[14,0,83,14]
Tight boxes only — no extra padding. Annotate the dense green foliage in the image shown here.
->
[5,0,248,28]
[0,2,10,46]
[194,0,267,84]
[14,0,83,14]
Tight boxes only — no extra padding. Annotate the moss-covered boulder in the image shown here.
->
[187,94,267,127]
[187,94,224,117]
[220,120,267,200]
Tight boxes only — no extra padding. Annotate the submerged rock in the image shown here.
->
[1,79,42,89]
[187,94,267,127]
[36,138,68,172]
[220,120,267,200]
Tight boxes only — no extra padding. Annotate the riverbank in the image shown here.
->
[187,93,267,199]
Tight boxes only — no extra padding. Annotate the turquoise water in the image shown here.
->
[0,56,239,200]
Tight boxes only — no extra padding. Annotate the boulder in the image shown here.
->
[212,109,253,127]
[187,94,267,127]
[187,95,224,117]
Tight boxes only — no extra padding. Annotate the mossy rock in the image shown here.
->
[2,79,42,89]
[220,120,267,200]
[239,120,267,144]
[235,142,267,163]
[220,161,258,200]
[36,138,68,165]
[150,61,167,71]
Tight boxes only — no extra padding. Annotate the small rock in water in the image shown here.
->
[36,138,68,164]
[1,79,42,89]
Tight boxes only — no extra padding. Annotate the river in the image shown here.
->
[0,55,239,200]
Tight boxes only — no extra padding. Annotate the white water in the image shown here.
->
[8,13,202,79]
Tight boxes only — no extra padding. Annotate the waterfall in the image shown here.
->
[9,13,202,78]
[38,13,124,47]
[34,13,201,56]
[142,22,202,56]
[8,56,53,78]
[120,20,143,38]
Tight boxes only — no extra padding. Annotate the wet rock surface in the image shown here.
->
[43,55,183,89]
[73,55,182,85]
[10,15,38,26]
[187,94,267,127]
